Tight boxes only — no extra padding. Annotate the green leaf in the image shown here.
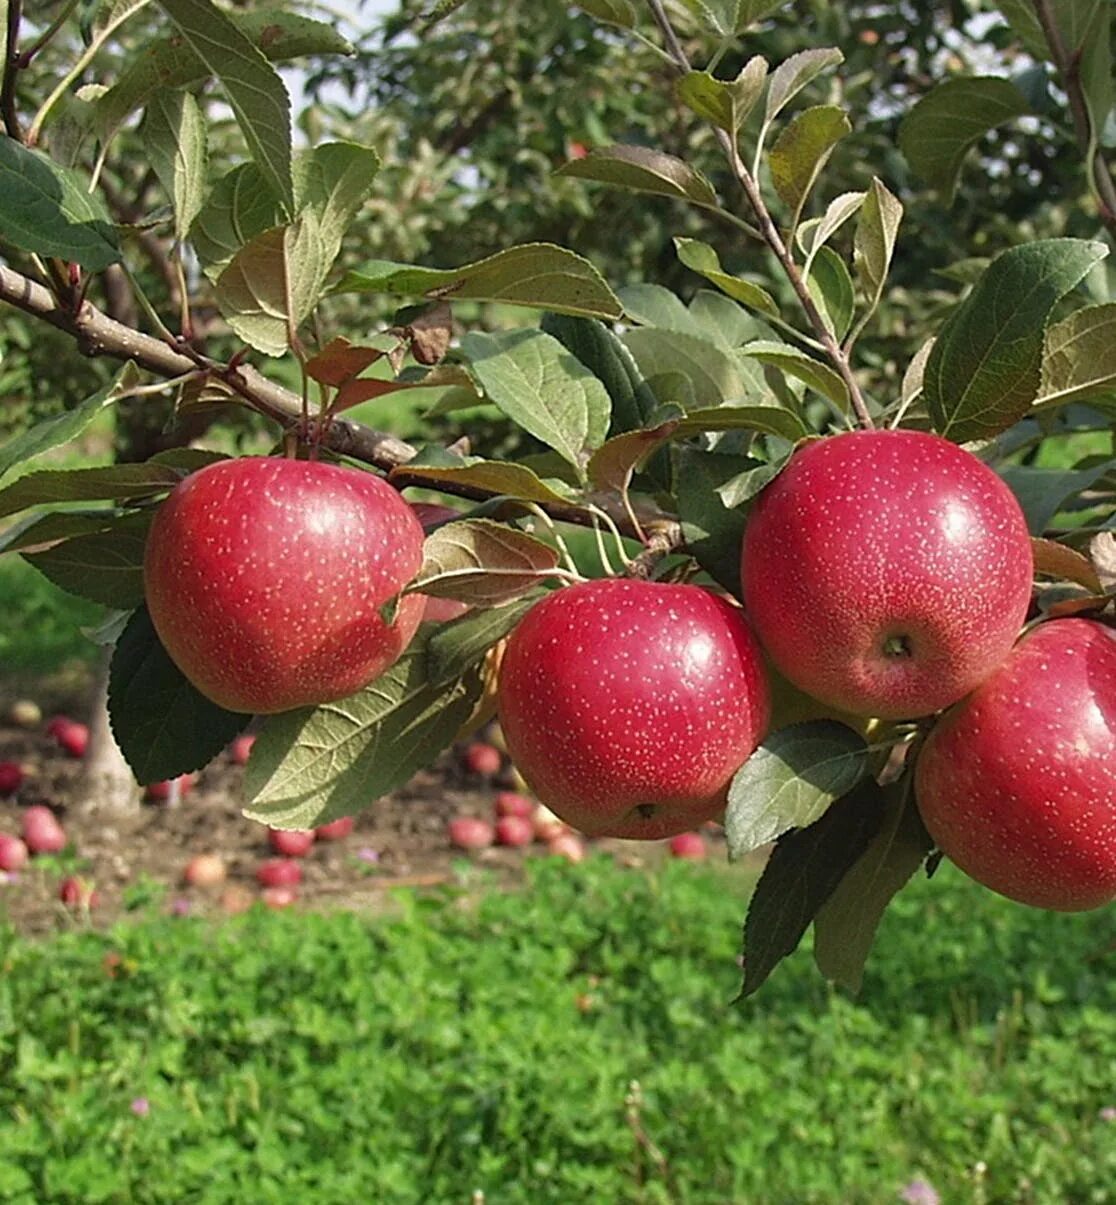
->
[680,405,808,442]
[1035,304,1116,411]
[426,593,542,687]
[0,509,122,555]
[0,139,119,270]
[414,519,561,606]
[190,163,282,282]
[764,48,843,125]
[243,641,482,829]
[0,464,184,519]
[573,0,636,27]
[623,328,756,409]
[215,217,329,357]
[108,608,249,784]
[741,340,849,409]
[924,239,1108,442]
[0,365,140,484]
[95,9,350,135]
[335,243,622,320]
[673,446,754,591]
[678,0,787,36]
[898,77,1030,203]
[852,177,903,316]
[688,290,769,352]
[539,314,657,436]
[996,0,1049,58]
[554,145,719,208]
[390,455,576,507]
[156,0,294,215]
[675,238,779,317]
[141,90,207,241]
[460,330,611,473]
[999,461,1116,534]
[726,721,871,858]
[299,141,381,265]
[620,283,707,337]
[675,57,768,134]
[769,105,850,221]
[807,246,854,341]
[716,457,786,508]
[740,779,886,998]
[813,779,932,992]
[23,515,150,609]
[797,190,866,267]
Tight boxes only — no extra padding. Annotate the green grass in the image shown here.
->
[0,858,1113,1204]
[0,556,101,673]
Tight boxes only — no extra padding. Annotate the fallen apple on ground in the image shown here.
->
[59,876,98,909]
[494,791,534,819]
[669,832,707,860]
[0,834,29,872]
[448,816,495,850]
[495,814,534,847]
[315,816,355,841]
[0,762,24,796]
[182,854,227,888]
[256,859,303,888]
[461,742,502,777]
[21,805,66,854]
[268,828,316,857]
[145,774,196,802]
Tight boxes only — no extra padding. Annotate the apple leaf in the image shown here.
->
[426,592,543,687]
[242,642,483,829]
[741,341,849,409]
[0,139,119,270]
[540,314,658,437]
[140,90,207,241]
[898,338,935,414]
[807,246,855,341]
[413,520,562,606]
[621,283,708,338]
[303,337,384,388]
[23,516,151,609]
[587,418,682,492]
[461,329,611,474]
[898,77,1030,203]
[764,48,843,125]
[1035,304,1116,412]
[623,328,756,409]
[390,456,577,507]
[924,239,1108,443]
[726,720,872,858]
[797,190,866,270]
[573,0,637,29]
[108,608,249,784]
[676,0,787,36]
[1030,537,1104,594]
[554,144,719,209]
[812,779,932,993]
[334,243,622,321]
[673,446,756,591]
[769,105,850,221]
[675,59,768,134]
[0,462,180,519]
[853,178,903,318]
[740,778,886,998]
[999,461,1116,534]
[716,457,786,509]
[674,238,780,318]
[0,510,124,556]
[0,367,136,478]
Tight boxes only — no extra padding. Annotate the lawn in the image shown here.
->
[0,857,1113,1204]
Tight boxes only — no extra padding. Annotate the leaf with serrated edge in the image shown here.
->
[156,0,294,215]
[726,720,871,857]
[335,243,622,320]
[853,178,903,313]
[414,519,561,606]
[740,778,886,998]
[0,365,141,484]
[813,780,932,993]
[1031,537,1104,593]
[741,340,849,408]
[623,328,755,409]
[554,145,718,208]
[770,106,850,221]
[390,458,576,507]
[924,239,1108,442]
[23,517,150,609]
[141,90,207,241]
[1036,304,1116,411]
[807,245,855,341]
[999,461,1115,535]
[426,593,543,686]
[243,645,482,829]
[898,77,1029,203]
[461,329,611,473]
[676,72,735,131]
[675,238,779,317]
[764,48,843,124]
[108,608,248,784]
[573,0,636,28]
[798,190,866,272]
[587,417,683,492]
[899,338,935,411]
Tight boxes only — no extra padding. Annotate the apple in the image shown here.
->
[315,816,355,841]
[7,699,41,728]
[59,875,98,909]
[143,457,426,714]
[256,859,302,888]
[182,854,227,888]
[461,742,502,777]
[669,832,707,860]
[741,429,1033,719]
[0,762,24,796]
[45,714,72,738]
[220,884,254,915]
[495,814,534,847]
[547,832,586,863]
[268,828,315,857]
[448,816,495,850]
[21,805,66,854]
[915,618,1116,911]
[54,721,89,759]
[229,733,256,766]
[497,578,771,840]
[145,773,196,802]
[532,804,568,843]
[494,791,534,819]
[0,834,29,872]
[261,885,298,909]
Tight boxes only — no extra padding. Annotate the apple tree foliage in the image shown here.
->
[0,0,1114,994]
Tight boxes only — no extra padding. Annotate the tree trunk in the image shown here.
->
[76,649,139,817]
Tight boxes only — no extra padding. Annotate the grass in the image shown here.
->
[0,857,1113,1204]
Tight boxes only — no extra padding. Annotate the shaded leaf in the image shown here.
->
[555,144,719,208]
[624,328,755,408]
[741,340,849,408]
[1031,536,1104,593]
[426,593,543,686]
[678,0,787,35]
[587,418,682,492]
[769,105,850,220]
[141,90,207,241]
[999,460,1115,534]
[1036,303,1116,411]
[675,238,779,317]
[23,516,150,608]
[413,519,561,606]
[853,177,903,315]
[304,337,383,387]
[673,446,754,591]
[807,246,854,341]
[573,0,636,28]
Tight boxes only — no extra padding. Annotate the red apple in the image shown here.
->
[256,858,302,888]
[547,832,585,862]
[45,714,72,738]
[448,816,495,850]
[495,814,534,847]
[532,804,568,843]
[0,762,24,796]
[59,875,98,909]
[229,733,256,766]
[143,457,426,714]
[182,853,227,888]
[21,805,66,854]
[669,832,707,860]
[145,773,196,802]
[315,815,355,841]
[268,828,316,857]
[741,429,1033,719]
[55,721,89,759]
[461,742,502,777]
[494,791,534,819]
[916,618,1116,911]
[497,578,770,840]
[0,834,29,872]
[261,885,298,909]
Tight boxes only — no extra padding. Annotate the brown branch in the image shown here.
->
[2,0,24,141]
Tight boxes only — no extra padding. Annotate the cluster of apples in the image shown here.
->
[448,789,586,862]
[0,804,98,911]
[142,431,1116,914]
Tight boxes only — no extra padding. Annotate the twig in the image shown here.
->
[1,0,24,140]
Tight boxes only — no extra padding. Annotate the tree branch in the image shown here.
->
[2,0,24,141]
